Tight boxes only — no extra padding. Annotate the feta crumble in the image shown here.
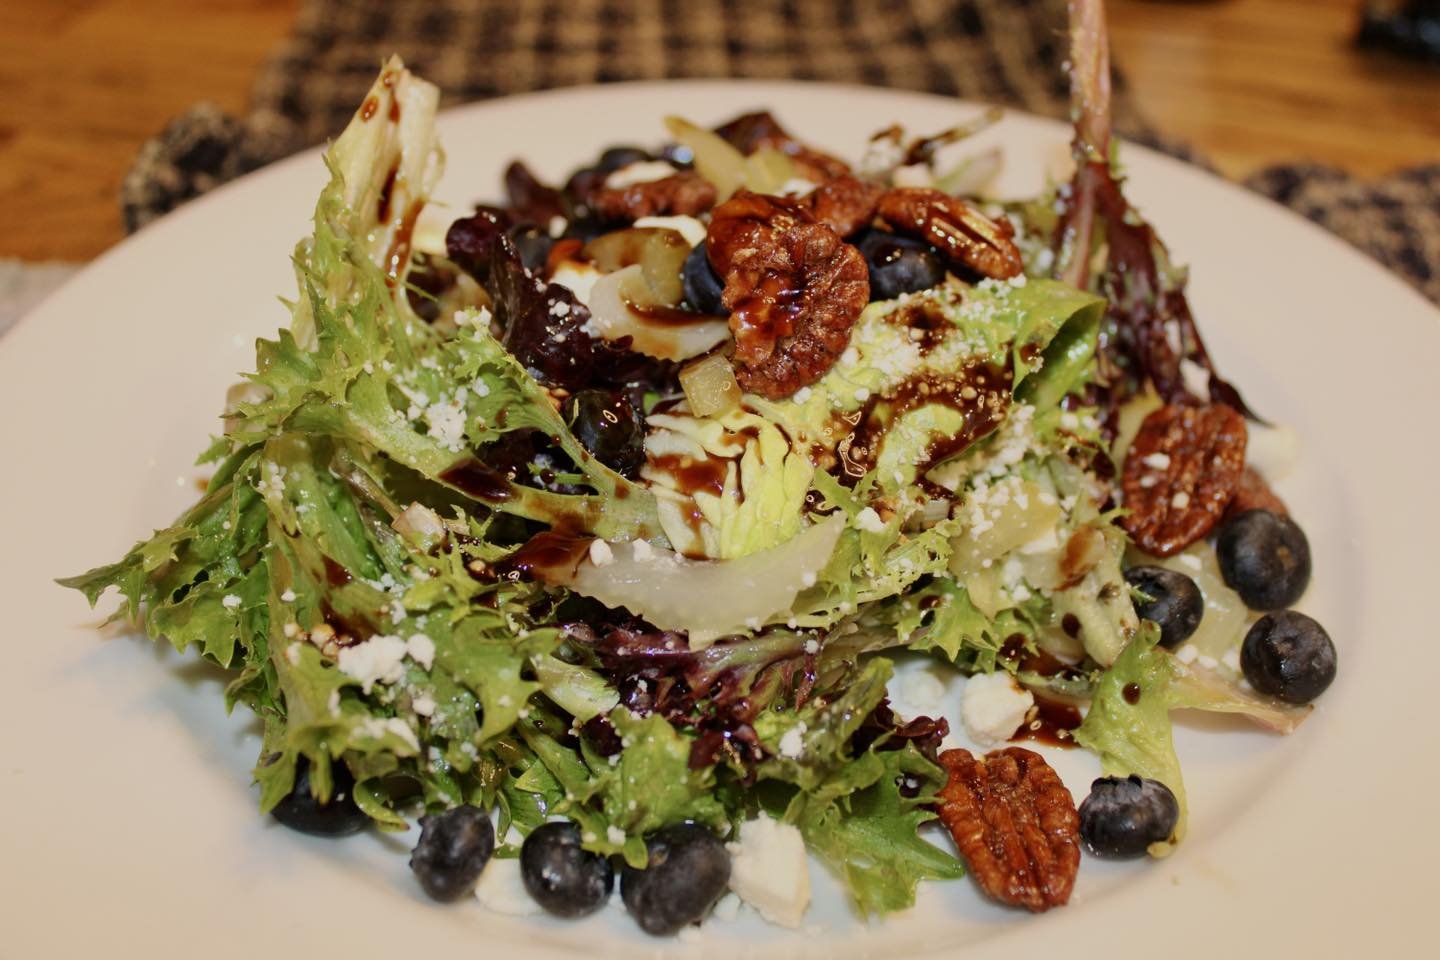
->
[961,671,1034,747]
[726,814,811,928]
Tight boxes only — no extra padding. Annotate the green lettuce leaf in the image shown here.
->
[785,745,964,915]
[1073,623,1187,855]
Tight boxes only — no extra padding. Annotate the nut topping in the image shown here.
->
[1121,403,1247,557]
[801,175,884,238]
[936,747,1080,912]
[705,190,869,399]
[588,171,718,223]
[877,187,1024,279]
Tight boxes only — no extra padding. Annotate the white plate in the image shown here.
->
[2,82,1436,959]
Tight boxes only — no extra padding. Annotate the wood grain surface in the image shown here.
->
[1,0,1436,262]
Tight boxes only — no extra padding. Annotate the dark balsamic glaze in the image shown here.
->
[440,459,514,502]
[647,453,727,498]
[498,528,593,581]
[1011,697,1084,748]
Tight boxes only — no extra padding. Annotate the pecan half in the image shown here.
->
[706,191,869,399]
[1226,466,1288,519]
[1121,403,1247,556]
[877,187,1024,279]
[712,110,853,181]
[801,174,884,238]
[588,171,718,223]
[936,747,1080,912]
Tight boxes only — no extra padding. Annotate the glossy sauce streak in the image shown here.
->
[627,300,726,328]
[359,96,379,121]
[836,359,1011,483]
[648,452,728,497]
[378,164,399,222]
[322,557,352,587]
[440,459,513,502]
[1122,682,1142,705]
[1011,696,1084,749]
[383,201,423,287]
[499,529,594,581]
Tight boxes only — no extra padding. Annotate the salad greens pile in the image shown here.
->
[61,0,1313,924]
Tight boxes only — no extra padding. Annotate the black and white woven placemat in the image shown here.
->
[120,0,1438,304]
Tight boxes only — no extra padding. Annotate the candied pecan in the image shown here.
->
[877,187,1024,279]
[1121,404,1248,557]
[936,747,1080,913]
[801,175,884,237]
[588,171,717,223]
[705,191,868,399]
[1226,466,1288,519]
[712,110,853,181]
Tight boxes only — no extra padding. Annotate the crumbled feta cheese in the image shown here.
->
[854,507,887,533]
[412,695,436,717]
[778,722,808,759]
[631,538,655,562]
[474,858,541,916]
[633,214,707,247]
[285,643,301,666]
[778,177,818,197]
[1171,491,1191,510]
[337,634,409,693]
[1222,647,1241,672]
[589,539,615,566]
[406,633,436,669]
[800,571,817,588]
[359,716,419,751]
[221,594,242,610]
[792,386,813,403]
[890,669,946,717]
[1175,644,1200,665]
[280,588,297,603]
[547,215,568,238]
[606,825,627,845]
[803,638,820,655]
[1141,452,1172,470]
[961,671,1034,747]
[603,160,677,189]
[726,814,811,928]
[423,399,467,452]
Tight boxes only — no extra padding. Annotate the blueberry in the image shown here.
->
[1215,509,1312,610]
[681,242,726,316]
[520,821,614,917]
[856,228,945,300]
[1078,775,1180,858]
[410,806,496,902]
[566,388,645,477]
[621,823,730,936]
[1240,610,1336,704]
[508,223,555,274]
[597,145,654,173]
[269,755,370,837]
[1124,565,1204,649]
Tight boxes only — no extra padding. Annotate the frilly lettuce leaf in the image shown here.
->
[1073,623,1186,856]
[642,407,813,559]
[779,744,964,916]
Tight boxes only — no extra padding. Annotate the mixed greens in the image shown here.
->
[61,0,1333,934]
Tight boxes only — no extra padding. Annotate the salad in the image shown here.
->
[62,0,1336,936]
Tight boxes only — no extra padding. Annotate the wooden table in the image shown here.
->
[2,0,1437,262]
